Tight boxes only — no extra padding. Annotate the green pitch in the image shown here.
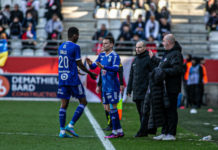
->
[0,101,217,150]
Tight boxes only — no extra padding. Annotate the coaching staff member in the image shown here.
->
[127,40,152,137]
[150,34,183,141]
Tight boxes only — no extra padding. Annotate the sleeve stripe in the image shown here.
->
[76,58,81,61]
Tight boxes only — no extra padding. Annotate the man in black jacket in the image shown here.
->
[127,40,152,137]
[150,34,183,141]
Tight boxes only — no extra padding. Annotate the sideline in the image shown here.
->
[84,107,116,150]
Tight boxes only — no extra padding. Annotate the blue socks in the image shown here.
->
[70,104,85,125]
[59,108,66,130]
[110,108,122,132]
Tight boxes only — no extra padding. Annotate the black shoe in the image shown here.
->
[134,132,148,137]
[148,128,157,135]
[103,126,112,131]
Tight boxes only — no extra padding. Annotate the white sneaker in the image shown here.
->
[153,134,166,140]
[162,134,176,141]
[190,108,197,114]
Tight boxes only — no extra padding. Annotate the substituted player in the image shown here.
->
[57,27,97,138]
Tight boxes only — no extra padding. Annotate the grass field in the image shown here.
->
[0,101,217,150]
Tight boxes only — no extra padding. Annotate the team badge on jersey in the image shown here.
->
[61,73,68,80]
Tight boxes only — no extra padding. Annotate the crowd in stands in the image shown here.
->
[93,0,171,54]
[205,0,218,31]
[0,0,63,56]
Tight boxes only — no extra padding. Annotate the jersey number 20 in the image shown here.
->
[59,56,69,68]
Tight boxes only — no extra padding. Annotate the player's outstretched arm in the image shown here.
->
[76,60,97,80]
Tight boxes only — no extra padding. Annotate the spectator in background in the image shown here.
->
[2,5,11,23]
[22,23,37,50]
[10,4,24,23]
[146,2,161,22]
[117,24,133,51]
[206,11,218,31]
[200,57,208,106]
[120,15,133,32]
[183,54,192,107]
[159,18,171,40]
[45,13,63,39]
[117,24,133,41]
[160,6,171,23]
[95,0,106,8]
[123,0,133,8]
[92,36,103,54]
[145,15,159,41]
[0,11,9,27]
[10,17,22,39]
[44,32,59,55]
[45,0,63,21]
[132,15,145,39]
[21,0,40,14]
[26,1,38,24]
[22,12,36,31]
[92,24,113,40]
[187,57,203,113]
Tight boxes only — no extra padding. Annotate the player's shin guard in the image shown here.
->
[59,108,66,129]
[71,104,85,125]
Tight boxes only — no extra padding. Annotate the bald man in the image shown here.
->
[150,34,183,140]
[127,40,153,137]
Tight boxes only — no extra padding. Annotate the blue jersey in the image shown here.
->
[90,51,120,92]
[58,41,81,86]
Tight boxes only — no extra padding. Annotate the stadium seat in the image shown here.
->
[209,31,218,41]
[121,8,133,19]
[108,8,121,19]
[133,9,146,20]
[38,8,46,18]
[22,49,34,56]
[110,29,120,40]
[10,49,22,56]
[97,19,109,29]
[109,19,121,29]
[35,49,45,56]
[12,0,20,6]
[95,8,108,19]
[39,0,47,7]
[11,40,22,50]
[210,44,218,52]
[37,29,48,39]
[37,18,47,28]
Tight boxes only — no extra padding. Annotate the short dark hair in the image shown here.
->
[104,36,114,44]
[68,27,79,38]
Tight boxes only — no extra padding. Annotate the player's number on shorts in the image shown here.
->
[59,56,69,68]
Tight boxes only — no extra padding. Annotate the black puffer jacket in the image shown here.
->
[127,51,151,101]
[151,41,183,94]
[142,70,165,129]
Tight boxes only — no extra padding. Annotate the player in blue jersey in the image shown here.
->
[86,36,124,138]
[57,27,97,138]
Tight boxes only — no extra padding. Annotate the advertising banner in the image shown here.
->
[0,74,59,100]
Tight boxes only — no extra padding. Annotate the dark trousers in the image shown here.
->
[187,84,202,108]
[135,100,143,122]
[161,93,179,136]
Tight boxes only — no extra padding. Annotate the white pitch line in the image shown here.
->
[84,107,116,150]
